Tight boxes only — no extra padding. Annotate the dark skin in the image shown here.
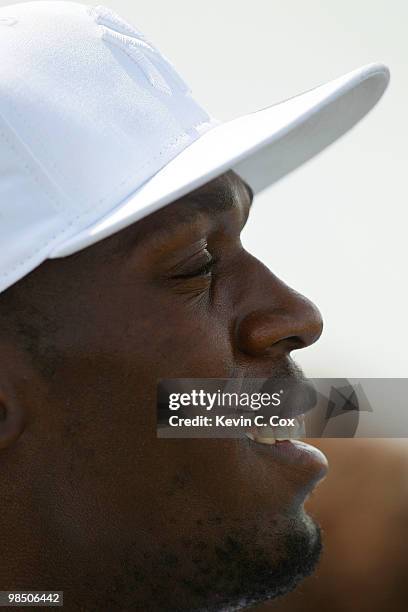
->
[0,171,325,611]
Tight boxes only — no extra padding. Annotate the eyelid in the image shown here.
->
[166,241,214,276]
[165,240,208,274]
[171,253,216,280]
[175,256,217,279]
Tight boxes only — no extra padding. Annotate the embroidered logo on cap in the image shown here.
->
[89,6,190,97]
[0,17,17,26]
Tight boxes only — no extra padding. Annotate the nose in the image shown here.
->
[235,267,323,358]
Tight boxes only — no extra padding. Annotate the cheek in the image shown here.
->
[111,296,235,380]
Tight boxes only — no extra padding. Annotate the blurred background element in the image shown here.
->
[254,439,408,612]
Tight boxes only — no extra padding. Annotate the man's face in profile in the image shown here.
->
[0,171,327,611]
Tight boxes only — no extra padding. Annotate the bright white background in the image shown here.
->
[2,0,407,376]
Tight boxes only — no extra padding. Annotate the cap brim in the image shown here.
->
[50,62,389,258]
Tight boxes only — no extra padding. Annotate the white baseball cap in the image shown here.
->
[0,2,389,294]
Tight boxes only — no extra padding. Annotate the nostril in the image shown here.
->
[282,335,311,352]
[236,311,280,356]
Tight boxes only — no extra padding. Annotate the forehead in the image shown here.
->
[2,173,252,326]
[113,170,253,250]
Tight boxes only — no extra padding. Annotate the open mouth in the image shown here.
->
[246,414,306,444]
[245,415,328,480]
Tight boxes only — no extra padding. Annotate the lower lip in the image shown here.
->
[246,437,329,479]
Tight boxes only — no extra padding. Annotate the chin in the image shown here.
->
[182,511,323,612]
[95,510,322,612]
[222,516,322,611]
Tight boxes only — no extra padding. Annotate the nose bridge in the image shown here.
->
[235,261,323,357]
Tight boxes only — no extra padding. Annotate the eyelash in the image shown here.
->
[172,255,217,280]
[189,257,217,278]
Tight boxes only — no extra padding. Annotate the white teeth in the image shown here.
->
[273,426,293,440]
[245,432,277,445]
[246,417,305,445]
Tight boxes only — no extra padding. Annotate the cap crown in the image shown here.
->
[0,2,211,292]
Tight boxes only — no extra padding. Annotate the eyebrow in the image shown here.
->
[120,174,254,255]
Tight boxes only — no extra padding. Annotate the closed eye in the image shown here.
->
[173,257,217,279]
